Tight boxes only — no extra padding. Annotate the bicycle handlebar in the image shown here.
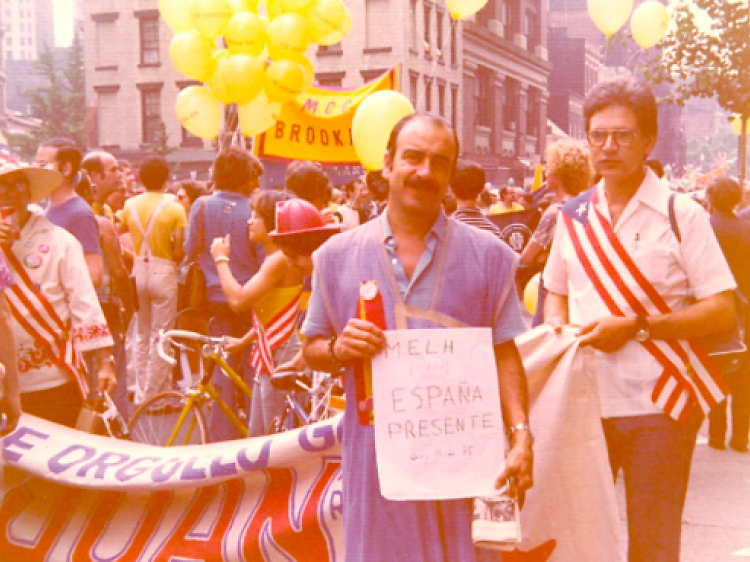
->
[157,329,227,366]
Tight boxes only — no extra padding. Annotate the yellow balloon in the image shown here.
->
[631,1,669,50]
[446,0,488,20]
[265,59,306,102]
[225,11,268,55]
[279,0,315,10]
[732,115,750,135]
[159,0,196,32]
[291,54,314,94]
[351,90,415,171]
[206,49,232,104]
[588,0,633,36]
[302,0,346,42]
[169,30,212,81]
[239,91,282,136]
[220,53,266,104]
[228,0,259,12]
[523,273,540,315]
[265,0,285,20]
[176,86,222,140]
[267,13,311,61]
[191,0,233,40]
[315,6,351,46]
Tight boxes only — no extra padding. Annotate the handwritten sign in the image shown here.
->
[371,328,506,500]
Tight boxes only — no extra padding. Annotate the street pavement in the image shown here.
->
[612,420,750,561]
[518,308,750,560]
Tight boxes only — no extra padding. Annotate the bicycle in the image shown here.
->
[267,369,345,434]
[127,328,255,446]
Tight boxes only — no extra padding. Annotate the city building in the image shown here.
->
[548,0,686,171]
[82,0,551,184]
[1,0,55,113]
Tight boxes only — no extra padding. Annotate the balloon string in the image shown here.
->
[426,17,458,83]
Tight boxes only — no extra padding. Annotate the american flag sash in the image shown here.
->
[560,189,728,422]
[251,290,302,376]
[1,246,89,397]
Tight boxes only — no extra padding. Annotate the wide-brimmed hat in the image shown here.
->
[269,198,341,239]
[0,162,63,203]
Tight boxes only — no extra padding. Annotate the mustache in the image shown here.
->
[405,177,440,192]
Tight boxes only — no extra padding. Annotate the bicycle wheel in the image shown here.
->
[127,391,208,446]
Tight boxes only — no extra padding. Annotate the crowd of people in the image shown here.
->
[0,74,747,562]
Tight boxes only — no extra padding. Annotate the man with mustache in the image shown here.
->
[301,112,533,561]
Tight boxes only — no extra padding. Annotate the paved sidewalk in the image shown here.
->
[614,421,750,561]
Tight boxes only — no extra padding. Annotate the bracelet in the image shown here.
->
[328,335,344,367]
[508,423,533,445]
[214,256,230,264]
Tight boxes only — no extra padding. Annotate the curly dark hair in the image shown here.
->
[213,148,264,193]
[252,189,294,233]
[284,160,329,204]
[583,76,658,140]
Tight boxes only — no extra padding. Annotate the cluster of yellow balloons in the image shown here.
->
[161,0,352,140]
[588,0,670,49]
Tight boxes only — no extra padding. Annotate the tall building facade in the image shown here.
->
[81,0,550,183]
[1,0,56,113]
[548,0,686,171]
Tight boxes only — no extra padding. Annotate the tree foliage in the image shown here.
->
[14,31,87,154]
[642,0,750,179]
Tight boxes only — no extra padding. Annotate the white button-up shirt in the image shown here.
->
[543,170,736,417]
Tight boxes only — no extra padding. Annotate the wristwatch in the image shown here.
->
[508,423,534,445]
[635,316,650,342]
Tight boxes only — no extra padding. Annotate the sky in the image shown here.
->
[53,0,74,47]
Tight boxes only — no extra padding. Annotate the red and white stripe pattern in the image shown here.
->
[1,247,89,397]
[251,291,302,376]
[561,190,728,422]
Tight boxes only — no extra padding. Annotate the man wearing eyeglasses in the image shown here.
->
[543,76,736,561]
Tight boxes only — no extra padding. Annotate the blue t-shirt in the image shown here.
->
[44,195,101,254]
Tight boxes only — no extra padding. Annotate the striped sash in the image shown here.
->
[1,246,89,397]
[561,189,728,422]
[251,290,302,376]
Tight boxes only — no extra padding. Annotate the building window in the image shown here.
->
[141,89,162,144]
[450,86,458,131]
[438,83,445,117]
[424,78,432,112]
[410,73,419,108]
[450,23,457,64]
[318,42,343,55]
[410,0,418,51]
[140,16,159,65]
[317,77,342,88]
[423,3,431,47]
[527,88,539,138]
[504,78,517,132]
[436,10,443,59]
[366,0,388,49]
[476,68,493,127]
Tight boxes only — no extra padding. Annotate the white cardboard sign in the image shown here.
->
[371,328,506,500]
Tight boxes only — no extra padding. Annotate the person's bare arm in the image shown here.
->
[492,340,533,495]
[211,236,288,312]
[0,294,20,435]
[519,239,544,267]
[84,252,103,289]
[172,227,185,264]
[543,291,569,330]
[98,218,135,328]
[578,291,735,353]
[303,318,386,372]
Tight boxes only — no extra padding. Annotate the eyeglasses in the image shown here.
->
[586,129,637,147]
[0,181,28,197]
